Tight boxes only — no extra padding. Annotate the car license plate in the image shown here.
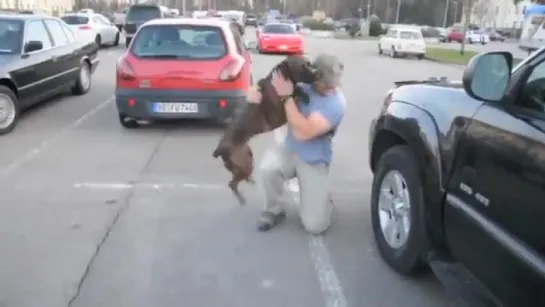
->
[153,103,198,113]
[279,45,287,50]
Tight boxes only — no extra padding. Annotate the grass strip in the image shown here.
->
[425,47,523,66]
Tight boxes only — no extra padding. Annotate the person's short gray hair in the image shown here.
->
[312,54,344,87]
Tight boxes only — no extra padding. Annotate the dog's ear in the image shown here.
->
[304,62,321,79]
[276,61,291,80]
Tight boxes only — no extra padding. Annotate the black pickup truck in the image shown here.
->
[368,51,545,306]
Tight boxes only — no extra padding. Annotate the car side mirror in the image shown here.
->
[462,51,512,102]
[24,40,43,53]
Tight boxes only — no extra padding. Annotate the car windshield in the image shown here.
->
[61,15,89,25]
[0,18,23,54]
[262,24,294,34]
[126,6,161,21]
[131,25,227,60]
[399,31,421,39]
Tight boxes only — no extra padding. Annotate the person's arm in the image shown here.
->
[284,97,344,141]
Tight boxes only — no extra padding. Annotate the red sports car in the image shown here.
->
[257,22,303,54]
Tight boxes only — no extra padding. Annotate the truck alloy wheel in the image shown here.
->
[371,145,426,275]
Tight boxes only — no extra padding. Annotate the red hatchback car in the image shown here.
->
[257,22,303,54]
[115,18,252,128]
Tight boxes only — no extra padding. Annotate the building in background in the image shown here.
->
[462,0,532,29]
[0,0,130,15]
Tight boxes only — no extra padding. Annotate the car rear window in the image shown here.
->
[0,18,23,54]
[262,24,295,34]
[127,6,161,21]
[61,15,89,25]
[131,25,227,60]
[399,31,421,39]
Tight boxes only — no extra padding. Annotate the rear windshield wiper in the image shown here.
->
[138,54,179,59]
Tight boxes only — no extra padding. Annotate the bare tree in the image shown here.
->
[472,0,492,27]
[460,0,475,55]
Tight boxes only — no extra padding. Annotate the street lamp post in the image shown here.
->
[443,0,450,28]
[395,0,401,24]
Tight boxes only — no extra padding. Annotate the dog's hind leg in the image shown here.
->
[229,174,247,205]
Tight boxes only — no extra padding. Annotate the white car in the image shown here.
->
[60,13,120,47]
[378,27,426,59]
[466,30,490,44]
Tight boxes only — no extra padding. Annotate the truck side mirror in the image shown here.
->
[462,51,512,102]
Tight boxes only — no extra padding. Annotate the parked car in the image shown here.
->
[0,14,99,135]
[78,8,94,14]
[112,8,127,31]
[447,27,464,42]
[484,28,506,41]
[220,10,246,34]
[436,27,447,42]
[256,22,304,54]
[123,4,169,47]
[115,18,252,128]
[378,26,426,59]
[245,13,257,26]
[466,30,489,44]
[61,13,120,47]
[368,50,545,306]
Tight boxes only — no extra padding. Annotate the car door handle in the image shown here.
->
[51,56,59,61]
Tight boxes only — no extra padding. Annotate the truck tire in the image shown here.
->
[370,145,427,275]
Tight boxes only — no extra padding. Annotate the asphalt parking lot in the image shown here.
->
[0,29,466,307]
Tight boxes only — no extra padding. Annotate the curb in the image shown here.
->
[424,56,466,69]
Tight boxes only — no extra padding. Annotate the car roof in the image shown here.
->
[391,26,421,32]
[61,13,92,17]
[263,22,293,27]
[144,17,231,29]
[0,13,45,21]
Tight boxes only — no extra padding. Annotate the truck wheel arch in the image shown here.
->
[370,102,448,249]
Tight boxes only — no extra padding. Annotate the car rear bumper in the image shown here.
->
[397,49,425,55]
[259,43,303,54]
[115,88,246,120]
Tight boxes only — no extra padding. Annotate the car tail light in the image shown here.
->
[128,98,135,107]
[116,57,136,81]
[219,55,245,81]
[79,25,91,30]
[218,99,227,108]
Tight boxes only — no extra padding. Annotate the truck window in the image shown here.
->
[518,60,545,112]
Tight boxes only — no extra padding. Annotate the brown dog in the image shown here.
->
[212,55,320,205]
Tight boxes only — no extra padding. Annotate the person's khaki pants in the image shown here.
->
[259,144,332,234]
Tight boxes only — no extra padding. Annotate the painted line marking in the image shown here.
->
[273,128,348,307]
[0,97,113,180]
[72,182,226,190]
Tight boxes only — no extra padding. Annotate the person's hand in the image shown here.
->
[271,70,294,96]
[247,86,262,104]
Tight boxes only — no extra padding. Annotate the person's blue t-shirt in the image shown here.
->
[285,83,346,165]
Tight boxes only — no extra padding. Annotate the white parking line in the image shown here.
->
[273,128,348,307]
[72,182,226,191]
[0,97,114,180]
